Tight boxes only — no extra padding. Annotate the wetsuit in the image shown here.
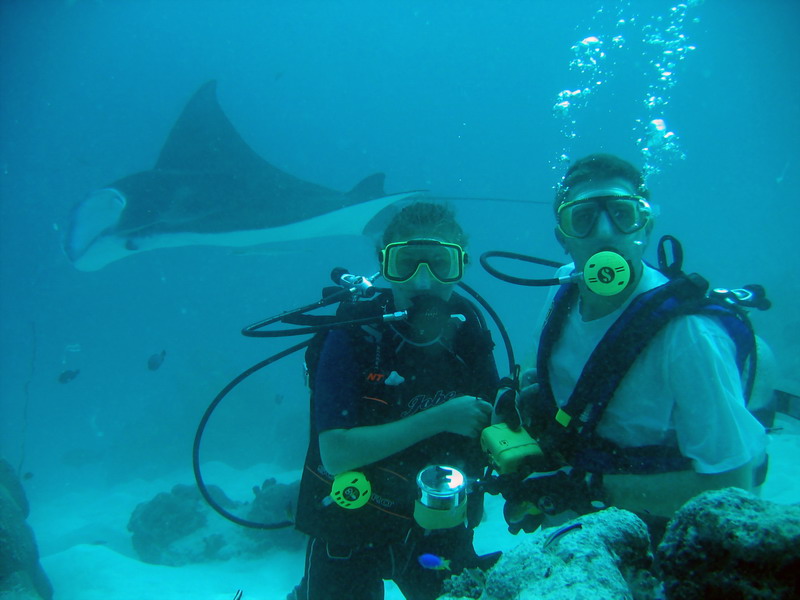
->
[294,292,499,600]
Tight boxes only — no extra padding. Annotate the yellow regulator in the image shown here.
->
[583,250,631,296]
[330,471,372,509]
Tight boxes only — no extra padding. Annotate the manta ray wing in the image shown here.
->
[64,81,399,271]
[154,80,266,174]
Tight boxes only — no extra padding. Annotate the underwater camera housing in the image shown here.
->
[480,423,550,475]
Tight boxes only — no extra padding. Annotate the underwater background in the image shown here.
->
[1,1,798,598]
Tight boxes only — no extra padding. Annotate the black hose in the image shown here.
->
[194,275,518,529]
[192,340,309,529]
[480,251,565,286]
[457,282,515,376]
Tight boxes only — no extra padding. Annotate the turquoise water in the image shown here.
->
[1,1,798,597]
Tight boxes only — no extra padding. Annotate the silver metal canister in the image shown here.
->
[414,465,468,529]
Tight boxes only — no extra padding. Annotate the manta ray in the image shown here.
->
[64,81,416,271]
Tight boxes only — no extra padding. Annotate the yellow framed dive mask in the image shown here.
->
[380,239,467,284]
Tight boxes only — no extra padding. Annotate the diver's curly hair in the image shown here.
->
[554,153,650,213]
[381,202,468,247]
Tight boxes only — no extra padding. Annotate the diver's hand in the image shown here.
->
[518,369,540,429]
[492,377,522,431]
[503,499,545,535]
[520,368,538,388]
[500,468,605,533]
[434,395,492,438]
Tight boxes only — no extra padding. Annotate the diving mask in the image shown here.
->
[381,239,467,284]
[557,195,652,239]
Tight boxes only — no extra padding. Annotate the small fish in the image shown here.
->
[543,522,583,549]
[147,350,166,371]
[58,369,80,384]
[418,553,451,570]
[22,472,34,481]
[274,393,284,405]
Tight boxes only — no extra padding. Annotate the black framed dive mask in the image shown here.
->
[557,195,652,238]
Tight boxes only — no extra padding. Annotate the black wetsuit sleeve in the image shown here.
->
[314,329,361,432]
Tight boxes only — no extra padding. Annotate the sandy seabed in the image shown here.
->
[31,414,800,600]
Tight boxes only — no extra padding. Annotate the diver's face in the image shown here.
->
[556,177,650,279]
[383,236,459,310]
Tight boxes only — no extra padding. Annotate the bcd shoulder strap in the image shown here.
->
[536,273,756,472]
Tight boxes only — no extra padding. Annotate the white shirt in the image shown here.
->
[537,264,767,474]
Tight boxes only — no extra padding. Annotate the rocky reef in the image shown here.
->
[441,488,800,600]
[658,487,800,600]
[442,508,660,600]
[127,478,304,566]
[0,458,52,600]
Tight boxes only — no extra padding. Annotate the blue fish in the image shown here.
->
[543,522,583,549]
[58,369,80,384]
[418,553,451,570]
[147,350,166,371]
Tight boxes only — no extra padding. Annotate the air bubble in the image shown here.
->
[551,1,700,176]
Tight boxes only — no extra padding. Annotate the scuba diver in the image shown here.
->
[290,202,501,600]
[490,153,770,540]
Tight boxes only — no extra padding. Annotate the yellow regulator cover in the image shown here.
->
[583,251,631,296]
[330,471,372,509]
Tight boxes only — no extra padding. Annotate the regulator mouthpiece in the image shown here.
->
[405,295,463,344]
[581,250,632,296]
